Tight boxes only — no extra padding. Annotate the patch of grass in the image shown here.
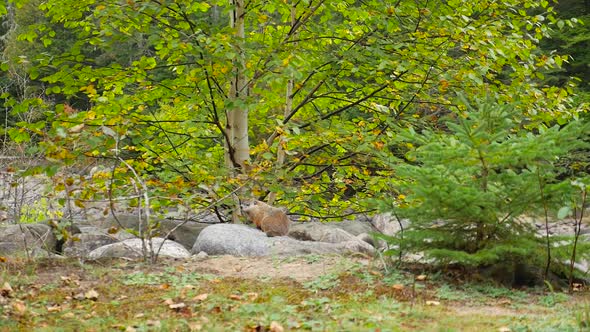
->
[303,273,340,292]
[574,301,590,331]
[471,283,530,300]
[381,270,409,285]
[436,284,471,301]
[302,254,323,264]
[539,292,570,307]
[121,269,216,286]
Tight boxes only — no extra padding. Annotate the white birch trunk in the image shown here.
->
[227,0,249,222]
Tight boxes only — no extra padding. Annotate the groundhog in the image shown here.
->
[242,200,291,237]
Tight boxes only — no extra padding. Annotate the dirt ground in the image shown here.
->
[180,254,374,282]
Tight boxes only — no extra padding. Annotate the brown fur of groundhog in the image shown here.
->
[242,200,290,237]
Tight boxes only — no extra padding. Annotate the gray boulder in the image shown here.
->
[193,224,374,257]
[289,221,381,250]
[0,223,57,255]
[289,222,360,243]
[370,213,409,236]
[329,219,376,236]
[193,224,270,256]
[62,228,120,257]
[95,214,210,249]
[160,220,210,249]
[88,237,191,260]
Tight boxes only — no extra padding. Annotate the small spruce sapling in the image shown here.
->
[384,95,588,272]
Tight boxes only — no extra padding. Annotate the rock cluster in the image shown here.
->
[0,213,399,260]
[1,179,588,276]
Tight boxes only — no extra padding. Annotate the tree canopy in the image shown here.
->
[0,0,586,220]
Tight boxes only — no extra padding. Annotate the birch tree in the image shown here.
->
[2,0,581,220]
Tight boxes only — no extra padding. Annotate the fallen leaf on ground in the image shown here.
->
[498,327,511,332]
[60,275,80,286]
[169,302,186,310]
[425,301,440,306]
[46,304,62,312]
[1,282,13,297]
[188,322,202,331]
[369,270,383,277]
[269,321,284,332]
[85,289,99,301]
[229,294,242,300]
[416,275,427,281]
[194,293,208,301]
[84,311,97,319]
[12,300,27,315]
[392,284,405,290]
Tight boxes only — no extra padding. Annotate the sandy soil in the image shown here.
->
[180,254,374,282]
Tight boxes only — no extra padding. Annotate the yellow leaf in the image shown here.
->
[69,123,85,133]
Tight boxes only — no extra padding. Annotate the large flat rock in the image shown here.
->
[192,224,374,257]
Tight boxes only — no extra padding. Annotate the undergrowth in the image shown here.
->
[0,256,588,331]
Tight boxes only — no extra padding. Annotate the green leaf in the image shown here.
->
[557,20,564,29]
[8,128,30,143]
[557,206,571,220]
[30,68,39,80]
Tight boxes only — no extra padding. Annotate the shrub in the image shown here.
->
[382,95,589,272]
